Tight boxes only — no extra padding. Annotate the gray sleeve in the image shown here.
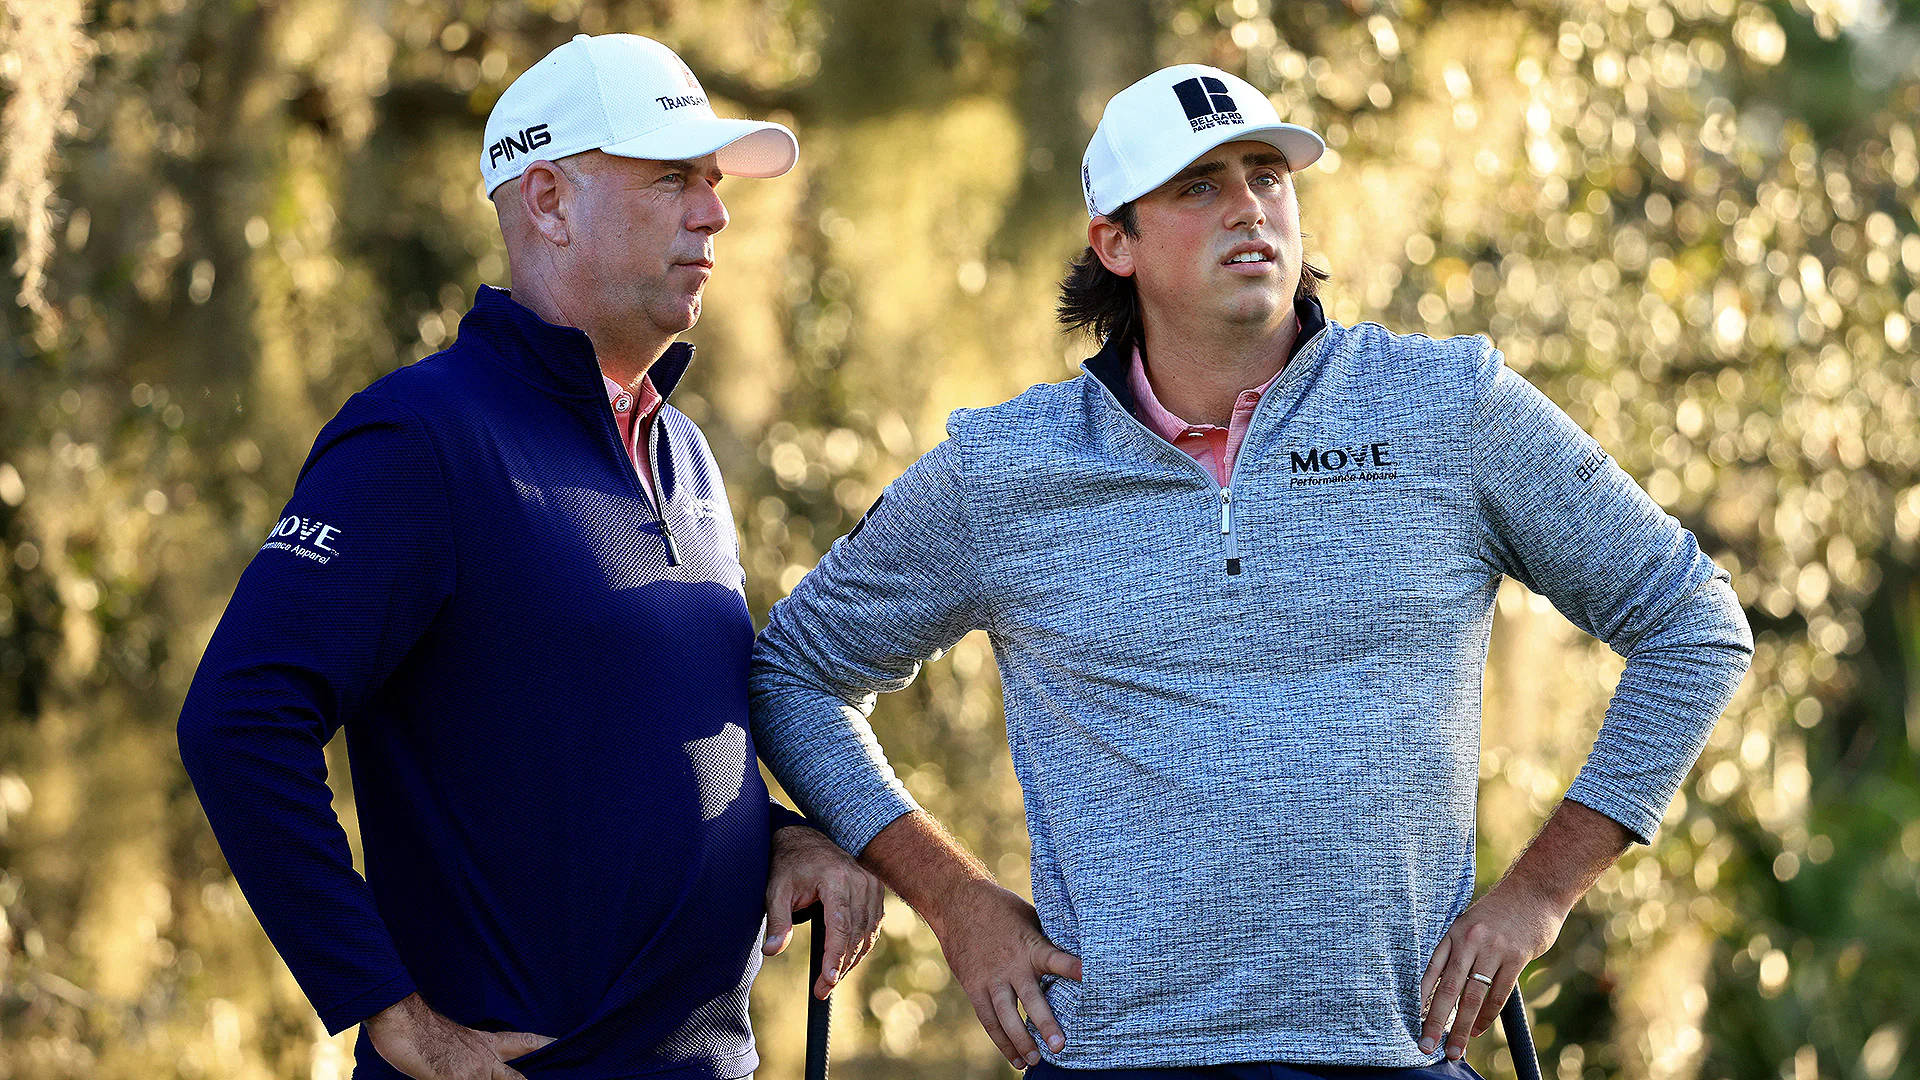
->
[750,435,990,854]
[1471,342,1752,843]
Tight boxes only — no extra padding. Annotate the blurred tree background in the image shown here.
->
[1,0,1916,1077]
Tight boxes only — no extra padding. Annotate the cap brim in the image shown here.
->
[602,117,799,178]
[1111,122,1325,215]
[1244,123,1326,173]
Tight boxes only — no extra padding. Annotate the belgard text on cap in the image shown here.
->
[482,33,799,195]
[1080,63,1325,218]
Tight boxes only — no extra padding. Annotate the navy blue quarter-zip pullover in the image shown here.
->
[180,286,797,1080]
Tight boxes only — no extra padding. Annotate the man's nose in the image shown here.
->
[689,182,729,234]
[1223,177,1266,230]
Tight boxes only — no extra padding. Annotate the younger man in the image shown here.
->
[750,65,1750,1075]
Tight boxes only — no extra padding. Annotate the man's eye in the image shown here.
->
[659,173,685,186]
[1186,179,1215,195]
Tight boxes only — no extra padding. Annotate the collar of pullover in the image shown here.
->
[1082,295,1327,415]
[461,285,695,403]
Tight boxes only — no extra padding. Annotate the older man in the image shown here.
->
[180,35,880,1080]
[750,64,1752,1076]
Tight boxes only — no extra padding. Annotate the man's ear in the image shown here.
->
[518,161,569,246]
[1089,215,1135,278]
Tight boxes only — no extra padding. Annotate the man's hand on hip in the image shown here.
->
[853,810,1083,1069]
[366,993,553,1080]
[929,879,1083,1071]
[1420,799,1633,1061]
[1417,876,1565,1061]
[763,824,886,998]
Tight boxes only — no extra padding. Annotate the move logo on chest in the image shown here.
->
[1287,442,1400,487]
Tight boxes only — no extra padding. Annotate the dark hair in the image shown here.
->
[1056,200,1329,347]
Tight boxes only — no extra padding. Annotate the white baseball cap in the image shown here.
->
[482,34,799,196]
[1080,64,1324,217]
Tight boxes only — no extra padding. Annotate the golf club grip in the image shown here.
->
[1500,987,1542,1080]
[802,903,831,1080]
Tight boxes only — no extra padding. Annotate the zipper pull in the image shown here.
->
[1220,487,1241,576]
[647,417,682,567]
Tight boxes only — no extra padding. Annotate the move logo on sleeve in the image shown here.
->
[261,515,342,564]
[1287,442,1400,487]
[1172,76,1243,132]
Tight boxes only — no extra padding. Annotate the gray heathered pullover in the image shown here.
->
[749,301,1753,1069]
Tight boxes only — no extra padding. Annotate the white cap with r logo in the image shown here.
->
[1080,64,1323,218]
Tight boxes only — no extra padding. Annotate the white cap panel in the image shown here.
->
[1080,64,1324,217]
[483,34,799,195]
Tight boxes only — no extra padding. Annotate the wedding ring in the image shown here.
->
[1469,972,1495,986]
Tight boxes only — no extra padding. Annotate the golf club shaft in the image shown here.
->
[1501,987,1542,1080]
[804,904,831,1080]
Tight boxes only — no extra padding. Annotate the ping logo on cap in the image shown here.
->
[489,123,552,167]
[1172,76,1243,132]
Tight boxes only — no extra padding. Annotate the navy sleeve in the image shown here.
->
[178,390,455,1033]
